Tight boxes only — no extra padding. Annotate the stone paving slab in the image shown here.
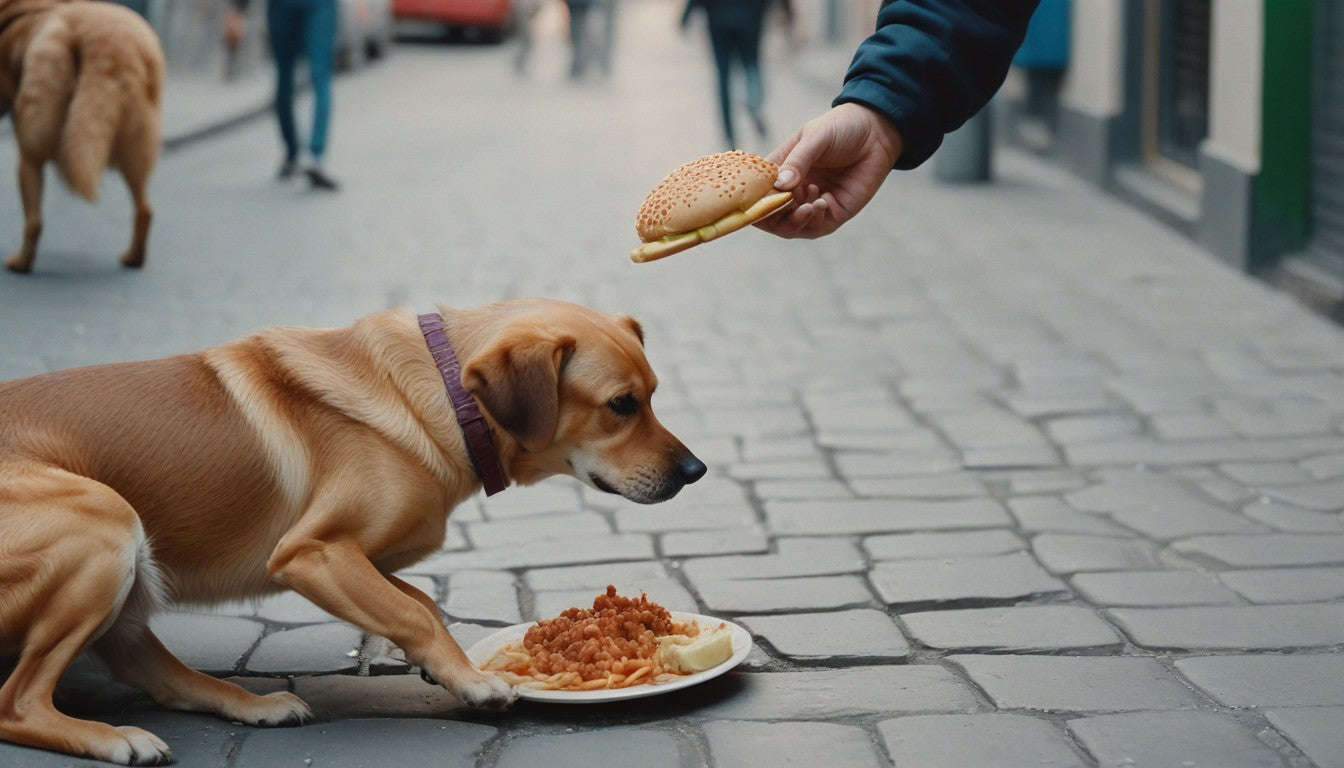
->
[1265,707,1344,768]
[1218,566,1344,602]
[1174,654,1344,707]
[1067,711,1286,768]
[1108,603,1344,650]
[737,609,911,661]
[235,718,496,768]
[493,728,686,768]
[949,655,1206,712]
[900,605,1124,653]
[878,714,1087,768]
[870,552,1070,609]
[691,666,979,720]
[703,721,883,768]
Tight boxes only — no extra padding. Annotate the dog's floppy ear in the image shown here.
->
[462,330,575,452]
[618,315,645,346]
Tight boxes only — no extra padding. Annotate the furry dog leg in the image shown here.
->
[4,155,43,273]
[0,466,171,766]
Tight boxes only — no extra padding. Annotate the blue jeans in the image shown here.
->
[267,0,337,162]
[707,21,763,147]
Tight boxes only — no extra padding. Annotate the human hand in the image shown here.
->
[754,103,904,239]
[224,8,246,51]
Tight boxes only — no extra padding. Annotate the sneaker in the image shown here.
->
[305,165,339,191]
[277,159,299,180]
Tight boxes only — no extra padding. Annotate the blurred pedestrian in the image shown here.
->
[681,0,792,149]
[512,0,548,75]
[564,0,615,79]
[755,0,1040,239]
[225,0,340,190]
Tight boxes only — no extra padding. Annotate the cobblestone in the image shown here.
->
[1175,654,1344,707]
[1067,711,1285,768]
[900,606,1123,652]
[950,655,1205,712]
[1030,533,1165,574]
[878,714,1086,768]
[493,728,683,768]
[236,719,495,768]
[1171,533,1344,566]
[150,612,265,673]
[1265,708,1344,768]
[1108,603,1344,650]
[1069,569,1243,606]
[871,552,1069,608]
[693,666,979,719]
[738,609,911,661]
[703,721,882,768]
[1218,566,1344,602]
[766,498,1012,535]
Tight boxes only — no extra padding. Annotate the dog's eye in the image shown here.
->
[607,394,638,416]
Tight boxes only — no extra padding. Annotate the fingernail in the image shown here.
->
[776,168,796,188]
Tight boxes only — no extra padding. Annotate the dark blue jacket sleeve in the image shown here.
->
[835,0,1040,170]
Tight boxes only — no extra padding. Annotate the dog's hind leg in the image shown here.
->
[3,155,44,274]
[0,466,171,765]
[113,129,155,270]
[93,623,313,728]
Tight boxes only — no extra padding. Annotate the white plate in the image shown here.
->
[466,611,752,703]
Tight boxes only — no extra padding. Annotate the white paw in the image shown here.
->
[110,726,172,766]
[454,672,517,710]
[229,691,313,727]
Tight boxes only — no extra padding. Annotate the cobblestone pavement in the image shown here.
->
[2,2,1344,766]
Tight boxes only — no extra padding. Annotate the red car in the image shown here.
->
[392,0,513,42]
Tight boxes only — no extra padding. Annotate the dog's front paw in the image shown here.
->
[226,691,313,727]
[453,671,517,710]
[109,726,172,766]
[4,252,33,274]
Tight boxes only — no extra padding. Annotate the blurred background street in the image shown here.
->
[2,1,1344,766]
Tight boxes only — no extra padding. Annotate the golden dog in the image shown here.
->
[0,0,163,273]
[0,299,705,765]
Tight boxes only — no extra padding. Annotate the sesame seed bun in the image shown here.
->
[631,151,793,263]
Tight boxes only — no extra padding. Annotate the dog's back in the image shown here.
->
[12,0,164,201]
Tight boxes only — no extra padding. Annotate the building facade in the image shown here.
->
[1041,0,1339,312]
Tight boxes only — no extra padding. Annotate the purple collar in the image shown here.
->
[418,313,506,496]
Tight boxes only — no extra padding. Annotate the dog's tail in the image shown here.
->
[17,5,164,203]
[60,7,162,202]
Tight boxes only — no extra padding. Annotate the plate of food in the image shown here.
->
[467,586,752,703]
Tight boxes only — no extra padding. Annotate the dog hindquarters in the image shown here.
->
[0,465,171,766]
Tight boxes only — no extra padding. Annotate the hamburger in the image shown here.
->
[630,150,793,263]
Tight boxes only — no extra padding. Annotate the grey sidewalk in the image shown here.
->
[2,9,1344,767]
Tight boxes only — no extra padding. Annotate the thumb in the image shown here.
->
[773,120,833,192]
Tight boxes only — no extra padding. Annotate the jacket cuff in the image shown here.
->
[833,83,939,171]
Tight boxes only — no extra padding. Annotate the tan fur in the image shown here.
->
[0,299,704,766]
[0,0,163,273]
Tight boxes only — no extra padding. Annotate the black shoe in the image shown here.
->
[277,159,299,180]
[305,166,339,191]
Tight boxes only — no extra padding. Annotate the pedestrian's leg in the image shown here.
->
[267,0,302,176]
[707,28,735,147]
[568,4,590,78]
[304,0,336,168]
[597,0,615,75]
[740,25,767,138]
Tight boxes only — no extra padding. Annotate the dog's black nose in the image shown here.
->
[678,454,707,484]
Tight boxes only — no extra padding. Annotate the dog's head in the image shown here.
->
[459,300,705,504]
